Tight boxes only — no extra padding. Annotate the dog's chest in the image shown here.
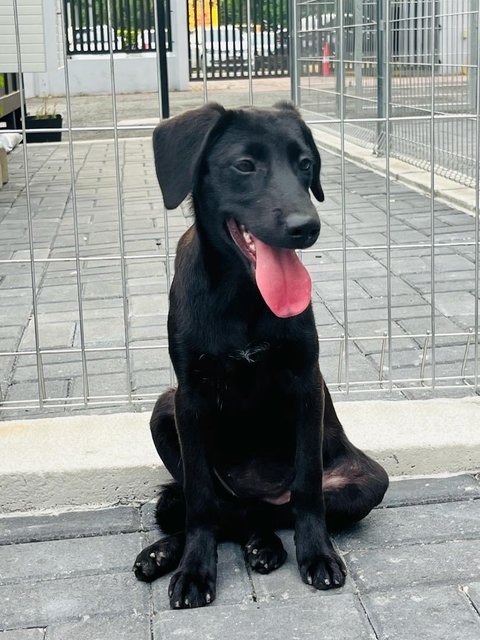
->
[192,339,304,409]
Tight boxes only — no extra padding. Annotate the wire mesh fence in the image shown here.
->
[0,0,479,418]
[297,0,479,186]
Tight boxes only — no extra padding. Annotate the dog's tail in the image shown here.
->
[155,482,186,534]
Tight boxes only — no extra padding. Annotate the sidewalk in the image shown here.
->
[1,87,480,638]
[1,474,480,638]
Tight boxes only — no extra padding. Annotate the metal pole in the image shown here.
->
[474,0,480,392]
[376,0,385,154]
[290,0,299,104]
[429,0,437,391]
[354,0,363,100]
[246,0,253,105]
[154,0,170,118]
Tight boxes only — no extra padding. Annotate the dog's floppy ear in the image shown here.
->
[152,103,225,209]
[273,101,325,203]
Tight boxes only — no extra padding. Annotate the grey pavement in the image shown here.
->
[1,85,480,639]
[1,475,480,638]
[1,89,479,418]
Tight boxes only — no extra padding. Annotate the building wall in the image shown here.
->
[22,0,189,97]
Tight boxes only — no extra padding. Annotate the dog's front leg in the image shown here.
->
[291,367,347,590]
[168,388,219,609]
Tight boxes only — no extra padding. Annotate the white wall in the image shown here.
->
[23,0,190,97]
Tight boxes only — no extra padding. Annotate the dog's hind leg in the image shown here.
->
[150,388,184,483]
[322,383,389,531]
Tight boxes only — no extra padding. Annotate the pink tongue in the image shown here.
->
[253,235,312,318]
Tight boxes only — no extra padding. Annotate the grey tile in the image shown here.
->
[0,506,141,545]
[346,539,480,593]
[0,534,143,585]
[335,500,480,552]
[45,614,150,640]
[382,475,480,508]
[362,585,480,640]
[0,631,45,640]
[153,594,376,640]
[0,573,148,630]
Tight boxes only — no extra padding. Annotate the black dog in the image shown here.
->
[134,102,388,608]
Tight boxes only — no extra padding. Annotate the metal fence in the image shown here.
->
[0,0,479,417]
[188,0,290,79]
[296,0,479,186]
[63,0,172,53]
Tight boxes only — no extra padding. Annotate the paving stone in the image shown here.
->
[427,291,476,316]
[0,533,143,585]
[382,475,480,507]
[140,500,158,530]
[346,539,480,593]
[0,630,45,639]
[153,594,375,640]
[335,500,480,552]
[151,541,254,610]
[362,585,480,640]
[467,582,480,611]
[130,294,169,317]
[19,320,76,350]
[0,506,140,545]
[45,614,150,640]
[0,573,148,631]
[356,275,416,298]
[250,531,354,604]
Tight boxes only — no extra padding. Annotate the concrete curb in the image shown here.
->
[1,397,479,513]
[311,128,477,216]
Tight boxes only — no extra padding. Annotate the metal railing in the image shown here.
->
[63,0,172,54]
[188,0,289,80]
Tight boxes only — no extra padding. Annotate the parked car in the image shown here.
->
[67,25,120,53]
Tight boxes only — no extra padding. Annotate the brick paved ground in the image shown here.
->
[1,475,480,638]
[0,123,478,418]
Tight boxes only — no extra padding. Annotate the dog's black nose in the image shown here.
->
[285,214,320,246]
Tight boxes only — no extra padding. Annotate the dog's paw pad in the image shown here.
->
[244,532,287,575]
[168,570,216,609]
[299,552,346,591]
[133,537,183,583]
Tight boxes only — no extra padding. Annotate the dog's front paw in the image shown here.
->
[134,535,183,583]
[168,569,216,609]
[244,531,287,574]
[298,549,347,590]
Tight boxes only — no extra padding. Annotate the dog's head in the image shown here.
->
[153,102,324,318]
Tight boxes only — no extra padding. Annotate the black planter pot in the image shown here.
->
[24,114,63,143]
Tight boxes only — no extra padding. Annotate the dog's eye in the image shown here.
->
[234,159,256,173]
[299,158,312,171]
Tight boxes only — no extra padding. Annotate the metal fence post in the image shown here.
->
[335,0,346,118]
[470,0,479,110]
[354,0,363,101]
[375,0,385,155]
[290,0,299,105]
[155,0,170,118]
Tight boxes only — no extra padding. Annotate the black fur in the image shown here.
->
[133,103,389,608]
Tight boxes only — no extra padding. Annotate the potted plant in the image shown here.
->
[24,97,63,143]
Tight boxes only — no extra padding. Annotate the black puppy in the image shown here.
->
[134,102,388,608]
